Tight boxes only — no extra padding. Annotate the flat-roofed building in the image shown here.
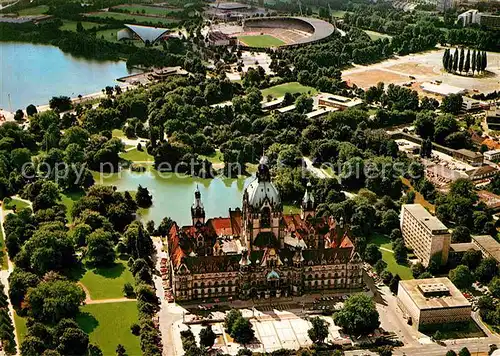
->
[400,204,451,266]
[453,149,484,167]
[484,149,500,161]
[261,97,285,112]
[397,277,472,330]
[462,97,483,112]
[420,82,466,96]
[306,106,337,119]
[472,235,500,263]
[465,164,499,181]
[317,93,363,111]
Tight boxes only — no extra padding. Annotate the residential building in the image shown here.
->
[484,149,500,161]
[400,204,451,266]
[317,93,363,111]
[167,158,363,301]
[397,278,472,330]
[472,235,500,263]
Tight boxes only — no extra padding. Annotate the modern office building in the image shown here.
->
[458,9,500,28]
[400,204,451,267]
[397,278,472,330]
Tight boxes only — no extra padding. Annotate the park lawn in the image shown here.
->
[200,151,223,164]
[95,28,122,43]
[60,20,101,32]
[237,34,285,48]
[364,30,393,41]
[77,302,141,356]
[370,233,413,280]
[331,10,347,18]
[14,311,28,344]
[85,11,180,25]
[261,82,317,98]
[79,259,134,300]
[120,148,153,162]
[113,4,183,15]
[4,198,30,211]
[61,191,84,222]
[112,129,125,138]
[17,5,48,15]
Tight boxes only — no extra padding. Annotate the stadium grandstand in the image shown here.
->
[117,24,170,44]
[208,16,335,48]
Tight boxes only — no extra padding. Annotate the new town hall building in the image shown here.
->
[167,158,363,301]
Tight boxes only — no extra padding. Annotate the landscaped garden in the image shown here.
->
[77,301,141,356]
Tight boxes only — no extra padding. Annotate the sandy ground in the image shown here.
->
[343,48,500,96]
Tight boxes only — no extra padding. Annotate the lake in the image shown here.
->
[94,169,299,226]
[0,42,136,110]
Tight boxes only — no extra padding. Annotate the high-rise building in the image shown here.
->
[400,204,451,267]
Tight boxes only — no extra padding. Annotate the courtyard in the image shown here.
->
[342,48,500,95]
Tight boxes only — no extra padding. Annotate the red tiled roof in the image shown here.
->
[208,217,233,236]
[229,209,242,236]
[168,223,187,268]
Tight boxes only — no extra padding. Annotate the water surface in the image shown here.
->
[0,42,136,109]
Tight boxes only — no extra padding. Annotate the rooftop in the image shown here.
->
[399,277,471,310]
[403,204,449,233]
[450,242,477,253]
[421,82,466,96]
[456,148,483,159]
[318,93,363,107]
[472,235,500,261]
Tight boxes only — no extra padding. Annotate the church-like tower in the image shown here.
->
[242,156,283,251]
[301,182,315,220]
[191,186,205,227]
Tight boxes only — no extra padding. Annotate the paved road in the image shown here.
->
[153,237,185,356]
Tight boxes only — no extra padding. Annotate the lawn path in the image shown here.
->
[78,282,135,304]
[379,247,394,253]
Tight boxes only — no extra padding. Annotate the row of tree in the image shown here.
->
[442,48,487,75]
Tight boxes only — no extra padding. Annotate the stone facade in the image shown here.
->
[168,158,363,301]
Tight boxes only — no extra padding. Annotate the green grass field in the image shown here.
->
[370,233,413,280]
[85,11,180,25]
[77,302,141,356]
[14,311,27,344]
[17,5,48,16]
[364,30,393,41]
[331,10,347,18]
[238,34,285,48]
[78,259,135,300]
[61,191,84,222]
[261,82,317,98]
[199,151,223,164]
[3,198,30,211]
[113,4,182,16]
[120,148,153,162]
[59,20,101,32]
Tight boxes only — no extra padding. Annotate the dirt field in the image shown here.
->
[342,48,500,95]
[344,69,408,89]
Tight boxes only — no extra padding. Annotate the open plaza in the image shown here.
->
[343,49,500,96]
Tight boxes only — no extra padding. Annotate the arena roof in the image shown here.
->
[243,16,336,46]
[120,24,170,44]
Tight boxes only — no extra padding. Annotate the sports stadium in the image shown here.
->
[208,16,335,48]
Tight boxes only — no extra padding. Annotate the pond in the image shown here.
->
[94,169,254,226]
[94,169,300,226]
[0,42,137,110]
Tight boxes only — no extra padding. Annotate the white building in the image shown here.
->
[400,204,451,267]
[458,9,481,26]
[484,149,500,161]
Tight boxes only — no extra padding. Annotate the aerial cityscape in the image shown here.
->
[0,0,500,355]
